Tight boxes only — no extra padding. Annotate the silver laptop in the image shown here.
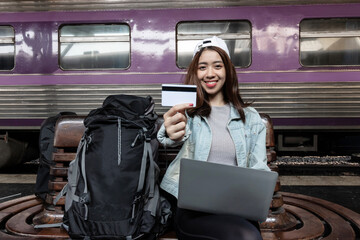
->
[178,158,278,222]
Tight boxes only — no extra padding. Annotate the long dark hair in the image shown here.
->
[184,46,251,122]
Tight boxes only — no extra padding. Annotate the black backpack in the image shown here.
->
[57,95,171,239]
[35,111,77,201]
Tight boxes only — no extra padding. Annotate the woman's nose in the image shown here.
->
[206,67,215,79]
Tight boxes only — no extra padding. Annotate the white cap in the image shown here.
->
[193,36,230,58]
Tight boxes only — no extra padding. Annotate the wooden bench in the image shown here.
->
[33,116,86,226]
[34,113,297,238]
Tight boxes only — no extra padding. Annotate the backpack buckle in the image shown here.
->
[142,128,151,142]
[79,193,91,204]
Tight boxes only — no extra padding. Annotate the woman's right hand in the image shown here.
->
[163,103,194,142]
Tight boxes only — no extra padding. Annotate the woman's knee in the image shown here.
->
[222,219,262,240]
[235,228,263,240]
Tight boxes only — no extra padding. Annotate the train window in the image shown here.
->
[300,18,360,66]
[177,21,251,68]
[0,26,15,71]
[59,24,130,70]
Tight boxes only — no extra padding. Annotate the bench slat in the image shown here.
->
[0,195,37,211]
[281,192,360,231]
[53,153,76,162]
[50,166,68,177]
[268,204,324,239]
[46,195,65,206]
[284,197,355,239]
[6,204,69,238]
[48,181,67,191]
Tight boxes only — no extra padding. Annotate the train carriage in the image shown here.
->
[0,0,360,167]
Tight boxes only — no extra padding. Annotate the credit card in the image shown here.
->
[161,84,197,107]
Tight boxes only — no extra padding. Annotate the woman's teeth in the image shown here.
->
[205,80,217,87]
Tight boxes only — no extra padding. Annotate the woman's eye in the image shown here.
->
[199,66,206,70]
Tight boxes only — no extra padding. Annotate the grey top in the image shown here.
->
[207,104,237,166]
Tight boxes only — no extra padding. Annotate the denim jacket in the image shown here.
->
[157,105,270,198]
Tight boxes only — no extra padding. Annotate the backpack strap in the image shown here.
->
[143,141,160,217]
[79,135,90,220]
[136,127,156,193]
[62,134,91,220]
[53,134,88,206]
[140,129,160,217]
[53,134,87,206]
[131,128,156,222]
[146,140,155,198]
[137,132,148,193]
[118,118,122,166]
[53,182,68,205]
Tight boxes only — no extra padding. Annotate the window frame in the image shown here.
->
[299,18,360,67]
[176,20,252,69]
[0,25,15,71]
[58,23,131,71]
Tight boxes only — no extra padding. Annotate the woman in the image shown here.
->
[157,36,269,240]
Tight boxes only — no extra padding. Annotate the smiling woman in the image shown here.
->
[158,37,269,240]
[184,37,251,119]
[197,49,226,105]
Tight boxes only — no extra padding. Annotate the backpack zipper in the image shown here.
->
[131,130,142,147]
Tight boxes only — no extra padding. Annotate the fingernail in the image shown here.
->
[189,103,194,106]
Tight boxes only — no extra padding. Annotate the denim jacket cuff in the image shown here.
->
[157,123,190,147]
